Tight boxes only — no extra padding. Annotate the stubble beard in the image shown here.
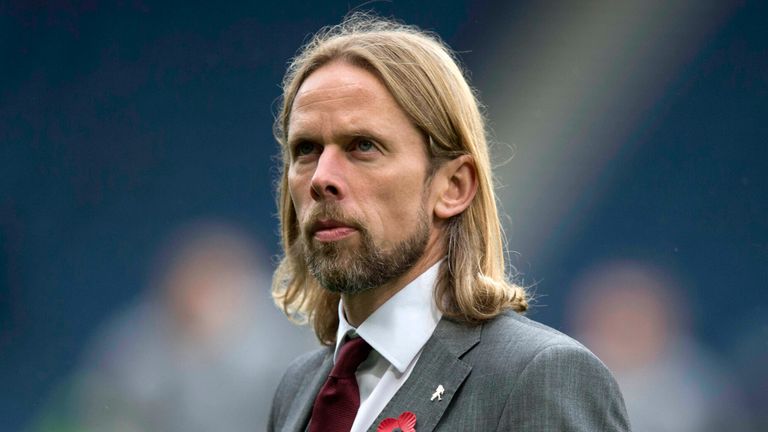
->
[301,204,430,295]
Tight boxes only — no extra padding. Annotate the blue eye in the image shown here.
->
[356,139,375,152]
[296,141,316,156]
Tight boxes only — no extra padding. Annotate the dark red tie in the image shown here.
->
[309,337,373,432]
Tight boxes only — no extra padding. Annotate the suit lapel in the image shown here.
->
[283,351,333,432]
[367,318,481,432]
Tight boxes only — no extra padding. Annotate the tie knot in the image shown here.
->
[331,337,372,378]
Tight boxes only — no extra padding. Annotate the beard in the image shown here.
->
[300,203,430,295]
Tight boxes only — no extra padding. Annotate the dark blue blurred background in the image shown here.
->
[2,1,766,431]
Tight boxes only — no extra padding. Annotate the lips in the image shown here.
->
[310,219,358,242]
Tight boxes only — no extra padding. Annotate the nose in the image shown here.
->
[310,147,345,201]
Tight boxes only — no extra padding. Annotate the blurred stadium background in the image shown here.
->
[1,1,766,431]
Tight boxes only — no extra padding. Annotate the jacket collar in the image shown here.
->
[284,316,482,432]
[365,317,481,432]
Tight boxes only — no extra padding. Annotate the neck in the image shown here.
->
[341,237,444,327]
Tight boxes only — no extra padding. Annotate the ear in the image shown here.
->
[433,155,478,220]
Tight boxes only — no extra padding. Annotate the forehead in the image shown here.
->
[293,63,385,109]
[288,61,406,125]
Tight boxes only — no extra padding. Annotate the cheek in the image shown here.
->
[370,176,427,228]
[287,172,307,214]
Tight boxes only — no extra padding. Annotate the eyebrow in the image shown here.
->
[287,127,385,146]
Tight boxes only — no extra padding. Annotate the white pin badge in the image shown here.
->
[430,384,445,401]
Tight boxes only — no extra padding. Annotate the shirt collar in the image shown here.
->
[334,261,443,373]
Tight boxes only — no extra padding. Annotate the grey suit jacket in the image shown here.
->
[269,310,631,431]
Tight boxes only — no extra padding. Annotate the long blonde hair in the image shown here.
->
[272,13,527,345]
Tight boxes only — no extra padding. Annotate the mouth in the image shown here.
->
[309,219,359,242]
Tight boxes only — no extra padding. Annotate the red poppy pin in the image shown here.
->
[377,411,417,432]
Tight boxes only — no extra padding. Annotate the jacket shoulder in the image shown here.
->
[482,310,588,352]
[470,311,631,431]
[474,310,617,391]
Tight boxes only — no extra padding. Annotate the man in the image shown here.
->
[269,13,631,432]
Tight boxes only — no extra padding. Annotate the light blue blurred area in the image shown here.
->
[25,221,318,431]
[1,1,766,431]
[564,259,756,432]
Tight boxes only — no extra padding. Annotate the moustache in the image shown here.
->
[302,204,364,238]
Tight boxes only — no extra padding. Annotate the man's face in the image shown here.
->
[286,61,436,294]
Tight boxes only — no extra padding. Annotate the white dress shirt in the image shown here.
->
[333,262,442,432]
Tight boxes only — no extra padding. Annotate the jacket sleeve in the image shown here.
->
[498,343,632,431]
[268,353,312,432]
[267,367,290,432]
[268,347,330,432]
